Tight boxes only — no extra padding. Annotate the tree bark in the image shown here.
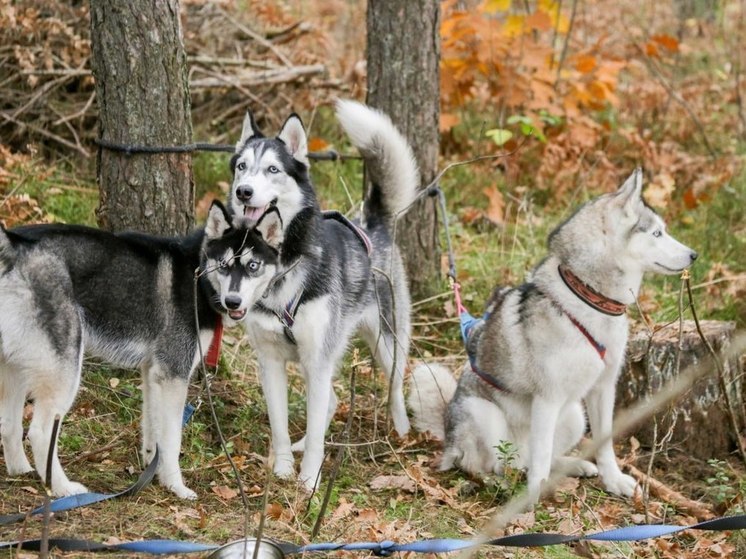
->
[366,0,440,299]
[90,0,194,235]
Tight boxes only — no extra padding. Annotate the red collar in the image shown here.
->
[558,265,627,316]
[205,316,223,368]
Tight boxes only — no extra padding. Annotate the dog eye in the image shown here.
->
[247,260,262,272]
[267,165,280,174]
[652,229,662,238]
[237,161,247,171]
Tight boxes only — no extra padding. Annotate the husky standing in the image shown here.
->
[228,100,418,490]
[0,202,283,498]
[408,169,698,504]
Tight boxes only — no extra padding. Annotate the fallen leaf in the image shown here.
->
[211,485,238,500]
[109,377,120,389]
[483,186,505,226]
[369,475,416,492]
[307,137,331,152]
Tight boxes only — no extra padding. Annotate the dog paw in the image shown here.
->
[168,483,198,500]
[273,456,295,479]
[54,481,88,497]
[602,472,638,497]
[6,459,34,476]
[556,457,598,478]
[290,437,306,454]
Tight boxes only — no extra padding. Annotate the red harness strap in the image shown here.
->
[205,315,224,368]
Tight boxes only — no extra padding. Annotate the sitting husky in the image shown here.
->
[227,100,418,490]
[0,202,282,498]
[408,169,698,505]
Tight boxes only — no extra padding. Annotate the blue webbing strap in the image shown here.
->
[3,514,745,555]
[0,447,159,527]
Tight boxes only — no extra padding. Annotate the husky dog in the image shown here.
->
[0,202,282,498]
[228,100,418,490]
[408,169,697,504]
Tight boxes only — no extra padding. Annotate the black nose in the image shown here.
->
[224,295,242,310]
[236,185,253,202]
[690,251,698,262]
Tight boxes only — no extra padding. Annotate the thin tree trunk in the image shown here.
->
[90,0,194,235]
[366,0,440,298]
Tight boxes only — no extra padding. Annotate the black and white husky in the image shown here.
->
[228,100,418,490]
[408,169,698,505]
[0,202,282,498]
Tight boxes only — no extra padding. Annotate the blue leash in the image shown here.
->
[2,514,745,554]
[0,447,159,527]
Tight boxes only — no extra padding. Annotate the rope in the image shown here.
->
[93,138,357,161]
[3,514,745,554]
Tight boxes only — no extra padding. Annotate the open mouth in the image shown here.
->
[242,200,277,222]
[228,308,247,320]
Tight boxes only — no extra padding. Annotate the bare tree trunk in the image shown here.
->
[90,0,194,235]
[366,0,440,298]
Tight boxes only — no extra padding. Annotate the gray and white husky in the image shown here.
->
[0,202,282,498]
[228,100,418,490]
[408,169,697,505]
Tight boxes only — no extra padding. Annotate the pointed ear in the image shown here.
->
[205,200,232,240]
[277,114,309,166]
[255,207,284,249]
[236,110,262,150]
[615,167,644,215]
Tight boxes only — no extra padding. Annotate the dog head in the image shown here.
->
[228,111,315,230]
[202,200,283,322]
[549,168,697,280]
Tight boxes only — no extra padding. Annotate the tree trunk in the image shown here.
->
[90,0,194,235]
[366,0,440,299]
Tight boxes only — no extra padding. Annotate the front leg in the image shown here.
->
[257,355,294,479]
[298,358,336,492]
[526,396,563,505]
[585,374,637,497]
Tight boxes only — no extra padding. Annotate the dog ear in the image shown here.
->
[277,114,309,166]
[255,207,284,249]
[205,200,232,239]
[236,110,263,150]
[615,167,644,216]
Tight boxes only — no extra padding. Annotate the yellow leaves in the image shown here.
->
[481,0,511,13]
[645,172,676,208]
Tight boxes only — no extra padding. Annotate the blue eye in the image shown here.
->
[653,230,662,238]
[237,161,247,171]
[247,260,261,272]
[268,165,280,174]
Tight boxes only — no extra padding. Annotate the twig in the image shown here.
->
[684,273,746,464]
[0,112,90,157]
[40,415,62,559]
[214,6,294,68]
[634,44,717,158]
[626,464,714,520]
[554,0,579,87]
[66,431,127,464]
[189,64,325,89]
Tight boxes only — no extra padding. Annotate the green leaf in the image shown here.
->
[485,128,513,146]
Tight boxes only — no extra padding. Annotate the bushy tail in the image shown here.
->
[406,363,457,440]
[335,99,419,229]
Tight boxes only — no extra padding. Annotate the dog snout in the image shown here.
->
[224,294,243,310]
[689,251,698,262]
[236,185,253,202]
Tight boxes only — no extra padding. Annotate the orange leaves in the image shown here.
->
[646,34,680,58]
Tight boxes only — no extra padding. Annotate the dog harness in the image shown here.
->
[260,211,373,345]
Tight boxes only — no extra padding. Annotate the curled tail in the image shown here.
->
[406,363,457,440]
[335,99,419,230]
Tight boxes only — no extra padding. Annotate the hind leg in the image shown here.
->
[145,365,195,500]
[26,364,87,497]
[552,402,597,478]
[360,310,411,437]
[0,366,33,475]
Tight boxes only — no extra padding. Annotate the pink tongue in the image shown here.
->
[243,206,264,220]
